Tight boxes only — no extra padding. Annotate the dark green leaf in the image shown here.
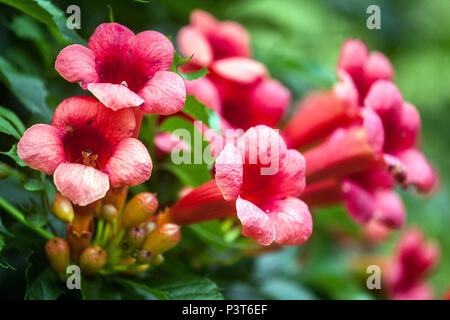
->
[0,106,26,135]
[150,275,223,300]
[188,221,252,250]
[80,275,123,300]
[0,116,20,139]
[0,0,85,44]
[0,144,26,167]
[25,252,66,300]
[0,57,52,121]
[111,277,168,300]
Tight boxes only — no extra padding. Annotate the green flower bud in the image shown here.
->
[121,193,158,229]
[151,253,165,266]
[99,204,118,222]
[141,223,181,255]
[79,246,107,275]
[51,192,74,223]
[135,250,152,265]
[45,237,70,273]
[126,227,147,248]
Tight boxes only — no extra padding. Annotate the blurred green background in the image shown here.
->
[0,0,449,299]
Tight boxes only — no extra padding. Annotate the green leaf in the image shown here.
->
[0,144,26,167]
[0,0,85,44]
[182,95,221,132]
[160,162,211,188]
[0,57,52,121]
[180,68,209,81]
[111,277,168,300]
[159,116,212,187]
[0,116,20,139]
[0,106,26,135]
[25,252,66,300]
[0,234,4,253]
[150,275,223,300]
[81,276,123,300]
[170,52,192,73]
[188,221,252,250]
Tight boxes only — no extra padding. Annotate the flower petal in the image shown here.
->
[236,196,275,246]
[364,80,403,121]
[248,78,290,128]
[87,23,134,84]
[364,51,393,86]
[384,102,421,152]
[87,83,144,111]
[53,163,109,206]
[268,198,312,246]
[341,179,375,224]
[210,57,267,85]
[55,44,98,89]
[184,78,222,113]
[129,30,175,78]
[52,96,136,143]
[139,71,186,115]
[373,189,405,229]
[177,26,212,68]
[395,148,436,193]
[209,21,251,59]
[275,150,306,197]
[17,124,65,174]
[215,144,243,201]
[104,138,152,188]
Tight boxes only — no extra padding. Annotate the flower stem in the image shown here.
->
[0,196,53,240]
[93,219,105,246]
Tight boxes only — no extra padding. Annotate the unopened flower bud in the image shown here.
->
[126,227,146,248]
[99,204,118,222]
[121,193,158,229]
[135,250,152,265]
[151,253,165,266]
[45,237,70,273]
[142,223,181,255]
[51,192,74,223]
[145,221,157,233]
[79,246,107,275]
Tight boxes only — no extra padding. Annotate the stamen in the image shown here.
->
[81,149,100,168]
[120,81,128,88]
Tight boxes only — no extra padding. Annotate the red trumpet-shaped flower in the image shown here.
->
[303,107,385,183]
[17,96,152,206]
[387,228,439,300]
[177,9,251,72]
[55,23,185,114]
[177,11,290,130]
[165,126,312,246]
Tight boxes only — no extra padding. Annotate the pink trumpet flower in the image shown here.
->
[17,96,152,206]
[177,10,290,130]
[55,23,185,115]
[165,126,312,246]
[177,9,251,72]
[387,228,439,300]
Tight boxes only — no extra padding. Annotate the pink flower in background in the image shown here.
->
[177,11,291,130]
[177,9,251,71]
[167,126,312,246]
[17,96,152,206]
[55,23,185,115]
[387,228,439,300]
[209,58,291,129]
